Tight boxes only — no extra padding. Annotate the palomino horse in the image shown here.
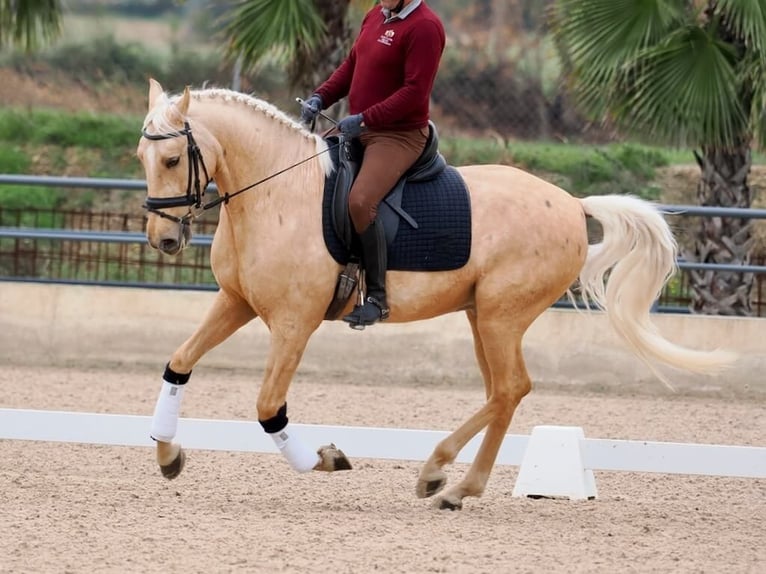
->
[137,79,733,510]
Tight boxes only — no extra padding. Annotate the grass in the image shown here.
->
[1,105,762,208]
[439,138,718,199]
[0,108,140,149]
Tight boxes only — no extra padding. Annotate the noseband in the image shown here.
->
[142,121,210,224]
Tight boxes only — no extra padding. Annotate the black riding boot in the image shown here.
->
[343,220,390,329]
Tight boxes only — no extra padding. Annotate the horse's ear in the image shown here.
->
[148,78,164,110]
[176,86,191,117]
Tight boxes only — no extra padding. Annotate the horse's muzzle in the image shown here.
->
[150,222,191,255]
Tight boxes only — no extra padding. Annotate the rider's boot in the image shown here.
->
[343,220,389,329]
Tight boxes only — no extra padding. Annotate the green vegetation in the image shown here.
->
[508,142,669,199]
[0,143,64,215]
[441,138,693,199]
[1,28,750,208]
[5,26,758,208]
[0,108,140,149]
[0,104,728,210]
[0,142,30,172]
[0,108,144,212]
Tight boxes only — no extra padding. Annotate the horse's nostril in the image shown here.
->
[159,238,179,253]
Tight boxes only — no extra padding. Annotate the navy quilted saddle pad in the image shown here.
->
[321,163,472,272]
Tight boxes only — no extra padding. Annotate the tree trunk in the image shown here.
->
[686,146,754,315]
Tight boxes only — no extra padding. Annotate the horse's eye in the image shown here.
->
[165,156,181,168]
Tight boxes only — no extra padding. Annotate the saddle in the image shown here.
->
[331,121,447,251]
[323,122,471,320]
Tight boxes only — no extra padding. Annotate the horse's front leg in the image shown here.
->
[256,322,351,473]
[151,289,256,479]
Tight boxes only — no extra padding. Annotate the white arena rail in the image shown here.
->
[1,409,764,500]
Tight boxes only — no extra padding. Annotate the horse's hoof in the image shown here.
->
[315,443,352,471]
[436,496,463,511]
[159,448,185,480]
[415,471,447,498]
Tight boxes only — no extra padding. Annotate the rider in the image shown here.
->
[301,0,445,328]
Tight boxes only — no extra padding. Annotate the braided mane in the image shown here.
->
[142,86,333,176]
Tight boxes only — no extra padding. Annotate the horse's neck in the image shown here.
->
[196,103,324,215]
[194,103,326,235]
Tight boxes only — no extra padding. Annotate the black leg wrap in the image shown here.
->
[163,363,191,385]
[259,403,288,434]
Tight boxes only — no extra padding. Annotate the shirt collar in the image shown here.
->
[382,0,422,23]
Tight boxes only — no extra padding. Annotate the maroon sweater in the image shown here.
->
[315,2,445,131]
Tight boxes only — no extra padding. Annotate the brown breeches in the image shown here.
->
[348,127,429,233]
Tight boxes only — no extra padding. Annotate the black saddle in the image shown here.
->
[321,122,471,320]
[330,121,447,252]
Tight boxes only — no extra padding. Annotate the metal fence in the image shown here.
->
[2,174,766,314]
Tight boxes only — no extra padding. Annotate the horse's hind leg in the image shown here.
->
[440,319,531,510]
[152,289,256,478]
[418,314,531,510]
[415,310,495,498]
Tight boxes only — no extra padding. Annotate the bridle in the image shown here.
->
[142,121,210,225]
[141,120,338,225]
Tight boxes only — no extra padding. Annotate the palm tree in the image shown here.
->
[222,0,375,96]
[0,0,62,51]
[551,0,766,315]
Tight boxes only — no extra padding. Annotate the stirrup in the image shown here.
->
[342,296,389,330]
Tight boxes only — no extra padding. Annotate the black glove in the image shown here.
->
[300,94,323,124]
[337,113,364,139]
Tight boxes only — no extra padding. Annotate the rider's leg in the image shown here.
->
[344,127,428,327]
[346,218,389,325]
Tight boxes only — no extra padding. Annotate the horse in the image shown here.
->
[136,79,734,510]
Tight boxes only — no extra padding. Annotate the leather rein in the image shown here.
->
[142,121,338,224]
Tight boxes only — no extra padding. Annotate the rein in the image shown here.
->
[142,121,339,224]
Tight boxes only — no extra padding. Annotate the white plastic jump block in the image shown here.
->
[512,425,597,500]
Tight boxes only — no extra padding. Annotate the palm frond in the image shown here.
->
[222,0,326,71]
[0,0,62,51]
[552,0,689,120]
[617,26,746,148]
[740,52,766,149]
[714,0,766,54]
[553,0,686,68]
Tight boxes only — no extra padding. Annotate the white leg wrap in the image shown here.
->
[150,381,185,442]
[269,424,320,473]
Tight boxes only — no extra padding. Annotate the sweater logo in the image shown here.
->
[377,29,395,46]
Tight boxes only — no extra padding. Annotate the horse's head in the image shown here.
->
[138,79,333,255]
[137,79,218,255]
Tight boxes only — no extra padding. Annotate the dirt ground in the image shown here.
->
[1,346,764,574]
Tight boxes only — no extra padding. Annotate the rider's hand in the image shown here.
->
[337,114,365,139]
[300,94,323,124]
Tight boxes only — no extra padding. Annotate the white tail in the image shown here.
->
[577,195,736,388]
